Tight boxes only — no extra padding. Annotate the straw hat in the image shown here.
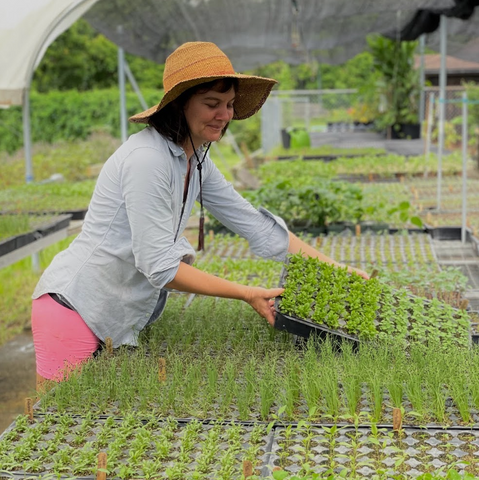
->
[129,42,277,123]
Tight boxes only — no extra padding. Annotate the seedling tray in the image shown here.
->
[3,413,479,480]
[273,255,471,347]
[0,215,72,258]
[274,297,360,346]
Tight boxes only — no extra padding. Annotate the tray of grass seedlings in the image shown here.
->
[0,412,273,480]
[274,253,471,347]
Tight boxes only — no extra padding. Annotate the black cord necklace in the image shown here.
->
[174,133,211,251]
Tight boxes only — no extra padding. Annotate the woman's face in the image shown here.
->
[183,85,235,148]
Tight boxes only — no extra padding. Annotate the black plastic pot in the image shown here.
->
[359,221,390,233]
[390,123,421,140]
[290,226,327,236]
[280,129,291,149]
[327,222,355,234]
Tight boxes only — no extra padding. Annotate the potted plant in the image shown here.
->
[367,35,421,139]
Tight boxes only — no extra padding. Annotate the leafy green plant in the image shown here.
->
[367,35,420,132]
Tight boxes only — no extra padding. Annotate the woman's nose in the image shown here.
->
[216,105,233,121]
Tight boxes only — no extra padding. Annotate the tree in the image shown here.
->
[32,19,163,92]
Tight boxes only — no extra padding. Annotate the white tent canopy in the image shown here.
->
[0,0,99,107]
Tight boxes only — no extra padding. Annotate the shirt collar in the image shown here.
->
[166,138,184,158]
[166,137,207,160]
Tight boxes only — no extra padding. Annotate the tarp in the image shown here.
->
[85,0,460,70]
[0,0,99,106]
[1,0,478,108]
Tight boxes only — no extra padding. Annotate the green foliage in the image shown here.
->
[320,52,377,90]
[242,178,366,228]
[229,115,261,152]
[464,82,479,127]
[0,88,160,153]
[279,253,470,346]
[248,60,296,90]
[0,181,95,214]
[366,35,420,130]
[33,19,163,93]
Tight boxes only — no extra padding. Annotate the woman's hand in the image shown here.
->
[345,265,370,280]
[244,287,284,326]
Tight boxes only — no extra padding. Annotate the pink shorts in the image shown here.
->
[31,294,100,381]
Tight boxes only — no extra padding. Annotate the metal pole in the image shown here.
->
[436,15,447,211]
[124,61,149,110]
[22,89,33,183]
[117,27,128,143]
[419,35,426,125]
[461,92,468,244]
[425,92,435,164]
[22,88,40,270]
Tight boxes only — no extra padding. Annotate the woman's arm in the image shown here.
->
[165,262,284,325]
[288,231,370,279]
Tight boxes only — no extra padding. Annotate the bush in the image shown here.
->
[0,88,161,153]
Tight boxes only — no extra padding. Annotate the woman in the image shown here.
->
[32,41,368,387]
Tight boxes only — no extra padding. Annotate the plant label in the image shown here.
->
[105,337,113,355]
[24,397,33,422]
[158,357,167,382]
[393,407,402,431]
[243,460,253,477]
[96,452,107,480]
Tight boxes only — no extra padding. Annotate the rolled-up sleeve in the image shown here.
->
[201,158,290,261]
[121,147,196,289]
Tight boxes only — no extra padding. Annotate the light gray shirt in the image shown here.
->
[33,127,289,347]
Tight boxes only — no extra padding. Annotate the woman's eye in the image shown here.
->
[206,104,218,109]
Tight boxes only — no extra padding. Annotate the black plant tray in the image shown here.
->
[273,257,473,347]
[0,236,18,257]
[276,153,386,162]
[34,214,72,236]
[0,232,40,257]
[425,225,475,242]
[274,298,360,347]
[0,215,72,258]
[273,263,360,345]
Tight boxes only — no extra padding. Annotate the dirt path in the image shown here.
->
[0,331,36,432]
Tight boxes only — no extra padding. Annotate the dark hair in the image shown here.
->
[148,78,238,146]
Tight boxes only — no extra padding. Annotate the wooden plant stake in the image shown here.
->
[96,452,107,480]
[24,397,33,422]
[460,299,469,310]
[105,337,113,356]
[393,408,402,432]
[209,229,214,241]
[242,460,253,478]
[370,269,379,279]
[158,357,166,382]
[355,224,361,237]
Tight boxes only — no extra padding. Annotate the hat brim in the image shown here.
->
[129,74,277,124]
